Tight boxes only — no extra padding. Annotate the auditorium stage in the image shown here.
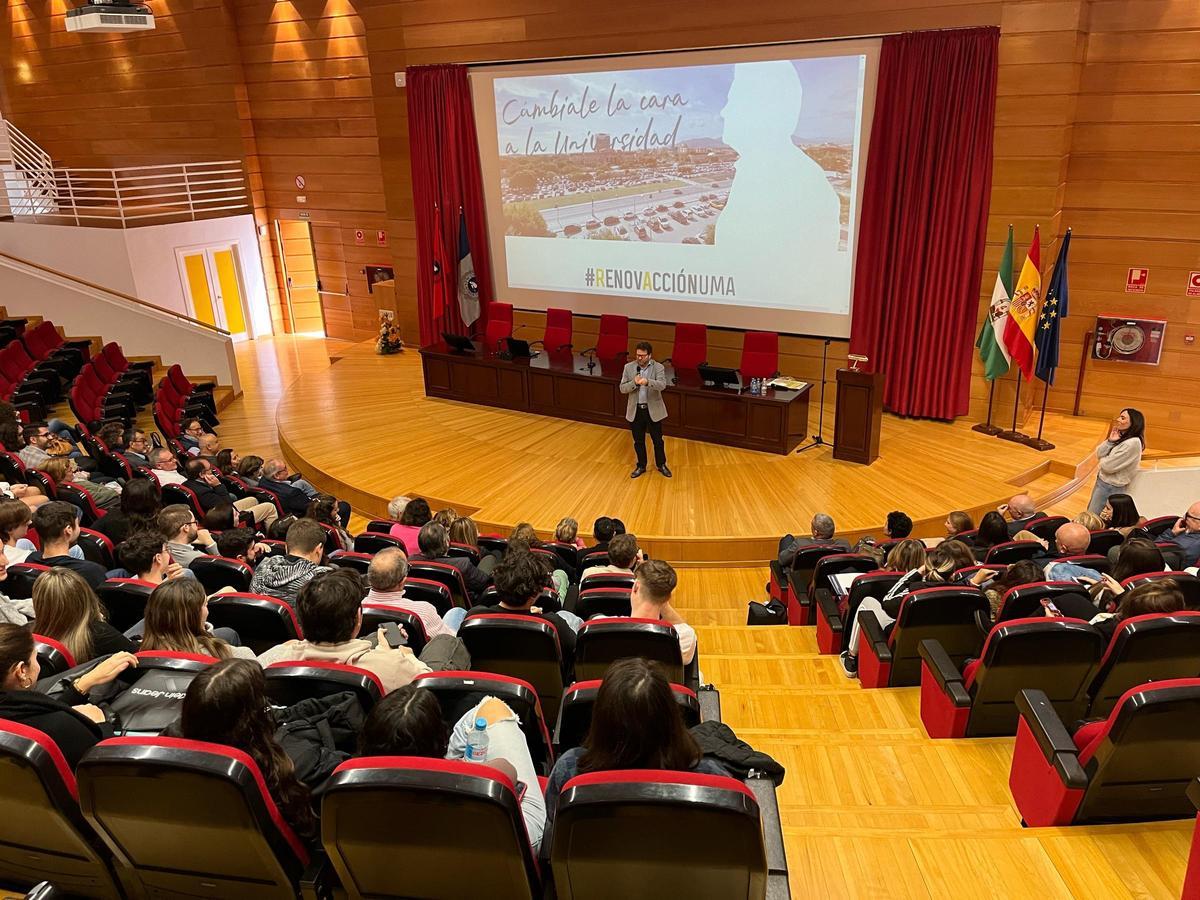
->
[278,339,1114,564]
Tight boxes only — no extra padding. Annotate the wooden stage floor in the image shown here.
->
[216,336,1196,899]
[282,337,1112,564]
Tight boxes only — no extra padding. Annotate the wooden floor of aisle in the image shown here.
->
[218,336,1194,899]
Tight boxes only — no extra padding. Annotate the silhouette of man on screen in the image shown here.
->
[715,61,842,305]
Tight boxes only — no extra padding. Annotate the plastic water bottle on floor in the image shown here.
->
[464,717,489,762]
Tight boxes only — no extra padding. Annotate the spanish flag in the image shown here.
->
[1003,227,1041,381]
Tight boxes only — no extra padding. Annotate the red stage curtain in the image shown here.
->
[407,64,494,347]
[848,27,999,420]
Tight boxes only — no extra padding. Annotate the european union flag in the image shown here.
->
[1035,229,1071,385]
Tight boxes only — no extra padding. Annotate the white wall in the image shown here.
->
[1128,467,1200,519]
[0,214,273,337]
[0,254,240,392]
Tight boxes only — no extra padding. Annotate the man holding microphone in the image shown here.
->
[620,341,671,479]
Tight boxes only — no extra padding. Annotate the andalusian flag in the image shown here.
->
[1003,227,1041,381]
[976,225,1013,381]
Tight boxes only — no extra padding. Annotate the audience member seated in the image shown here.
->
[33,567,137,662]
[27,502,109,588]
[583,532,641,579]
[249,518,332,608]
[358,684,546,851]
[1048,577,1186,641]
[937,539,976,574]
[43,457,119,512]
[776,513,849,569]
[1167,501,1200,568]
[17,421,57,472]
[555,516,586,549]
[235,454,265,485]
[449,515,499,575]
[159,504,219,569]
[149,447,186,485]
[1036,522,1093,572]
[840,540,955,678]
[139,578,254,659]
[216,527,270,569]
[883,510,914,541]
[179,418,205,453]
[306,493,352,550]
[184,458,278,529]
[203,503,238,532]
[196,432,221,461]
[980,559,1046,620]
[1003,494,1046,536]
[1073,510,1105,532]
[595,558,696,665]
[259,458,338,518]
[413,522,490,602]
[511,521,573,590]
[179,658,318,843]
[542,657,727,847]
[386,494,410,522]
[93,477,161,546]
[364,547,467,636]
[1077,538,1166,608]
[466,550,580,673]
[945,511,974,540]
[971,511,1011,555]
[0,498,41,564]
[118,529,187,584]
[258,568,434,692]
[214,448,240,476]
[0,624,137,767]
[584,516,618,556]
[121,427,152,467]
[388,496,430,548]
[1101,493,1145,536]
[431,506,457,532]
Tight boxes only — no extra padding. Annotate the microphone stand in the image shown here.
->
[796,338,831,453]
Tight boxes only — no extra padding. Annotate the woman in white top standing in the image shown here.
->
[1088,408,1145,514]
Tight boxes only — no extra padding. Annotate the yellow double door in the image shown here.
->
[181,246,248,339]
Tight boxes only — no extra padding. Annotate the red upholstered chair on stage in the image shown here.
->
[739,331,779,379]
[591,314,628,360]
[484,301,514,350]
[541,307,573,351]
[668,322,707,370]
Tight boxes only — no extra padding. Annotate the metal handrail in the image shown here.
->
[0,250,231,336]
[1,118,249,227]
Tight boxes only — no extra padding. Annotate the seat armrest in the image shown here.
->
[814,588,842,627]
[299,851,338,900]
[859,611,891,663]
[918,639,966,699]
[1014,688,1087,788]
[698,683,721,723]
[746,775,789,896]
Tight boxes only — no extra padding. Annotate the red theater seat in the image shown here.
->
[407,561,470,609]
[321,757,541,900]
[556,679,699,753]
[1009,678,1200,826]
[77,737,310,897]
[592,314,628,360]
[919,617,1104,738]
[96,579,155,633]
[1084,611,1200,717]
[574,618,683,684]
[993,581,1092,623]
[190,556,254,594]
[205,593,303,656]
[459,613,565,723]
[550,770,767,900]
[358,604,429,657]
[265,661,385,711]
[983,540,1043,564]
[815,570,905,656]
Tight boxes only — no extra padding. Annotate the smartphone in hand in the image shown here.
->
[381,622,407,648]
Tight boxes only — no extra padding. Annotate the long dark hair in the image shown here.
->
[1110,538,1164,584]
[399,497,431,527]
[578,658,701,774]
[1105,493,1141,529]
[181,659,316,839]
[358,684,449,757]
[1116,408,1146,447]
[976,511,1009,548]
[121,477,162,534]
[0,623,34,688]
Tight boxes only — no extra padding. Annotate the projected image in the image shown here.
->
[494,57,861,251]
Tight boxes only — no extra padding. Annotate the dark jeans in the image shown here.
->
[631,405,666,469]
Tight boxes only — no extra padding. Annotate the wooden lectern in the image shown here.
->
[833,369,884,465]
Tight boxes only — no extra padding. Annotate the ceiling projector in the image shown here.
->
[66,0,155,33]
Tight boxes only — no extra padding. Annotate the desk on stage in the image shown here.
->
[419,343,811,455]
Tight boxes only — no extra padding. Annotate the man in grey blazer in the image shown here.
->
[619,341,671,479]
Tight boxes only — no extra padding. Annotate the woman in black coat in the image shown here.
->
[0,623,138,767]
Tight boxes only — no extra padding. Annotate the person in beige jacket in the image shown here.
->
[258,568,430,694]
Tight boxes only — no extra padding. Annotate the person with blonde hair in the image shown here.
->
[448,515,498,576]
[1073,510,1105,532]
[33,568,136,664]
[431,507,457,531]
[42,457,120,512]
[554,517,585,549]
[139,578,255,660]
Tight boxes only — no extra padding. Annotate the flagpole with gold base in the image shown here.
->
[1025,378,1055,451]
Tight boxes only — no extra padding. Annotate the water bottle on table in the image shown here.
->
[464,716,489,762]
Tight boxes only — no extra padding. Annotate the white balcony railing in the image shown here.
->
[1,117,250,227]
